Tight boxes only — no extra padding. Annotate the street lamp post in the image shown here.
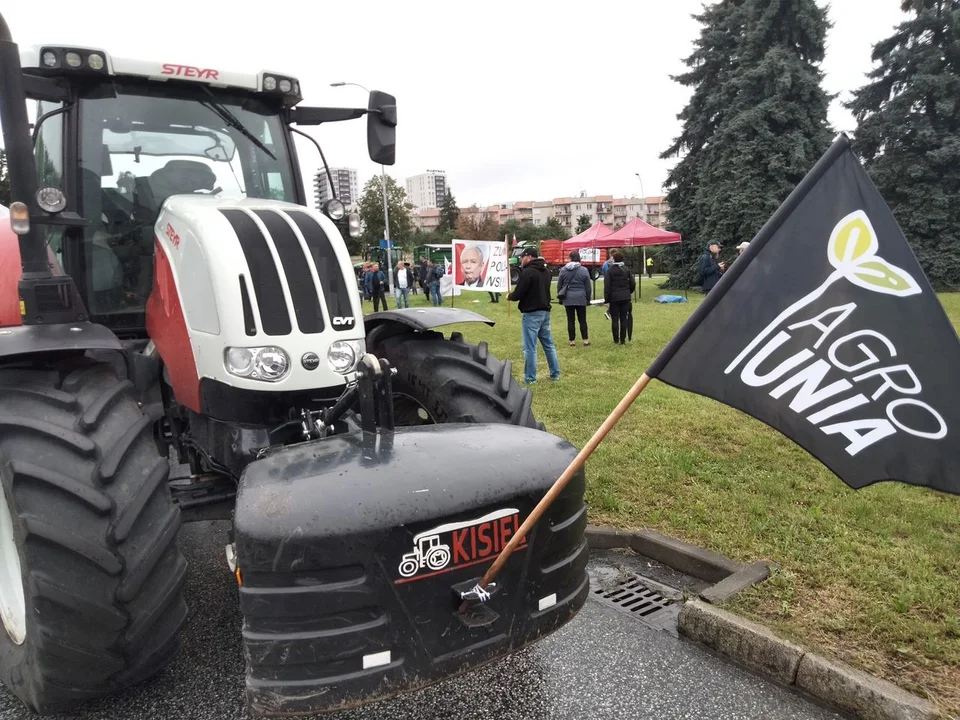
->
[331,81,394,293]
[635,172,648,282]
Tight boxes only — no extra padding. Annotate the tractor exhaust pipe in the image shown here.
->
[0,12,50,280]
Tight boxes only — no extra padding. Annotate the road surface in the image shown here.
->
[0,521,846,720]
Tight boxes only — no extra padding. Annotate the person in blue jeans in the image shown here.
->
[426,260,443,306]
[508,247,560,384]
[393,261,413,308]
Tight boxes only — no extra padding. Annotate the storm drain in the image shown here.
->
[587,568,682,634]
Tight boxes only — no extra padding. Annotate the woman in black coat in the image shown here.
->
[603,251,636,345]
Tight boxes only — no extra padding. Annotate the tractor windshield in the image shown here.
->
[76,83,297,327]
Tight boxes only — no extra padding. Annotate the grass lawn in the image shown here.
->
[363,278,960,717]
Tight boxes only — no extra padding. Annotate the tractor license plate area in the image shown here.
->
[233,423,589,717]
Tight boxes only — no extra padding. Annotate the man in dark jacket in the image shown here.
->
[603,251,636,345]
[363,263,387,312]
[698,241,725,293]
[508,247,560,383]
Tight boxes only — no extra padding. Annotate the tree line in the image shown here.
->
[659,0,960,292]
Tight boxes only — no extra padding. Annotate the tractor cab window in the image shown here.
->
[32,101,66,263]
[77,85,296,327]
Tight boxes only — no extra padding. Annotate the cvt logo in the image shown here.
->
[725,210,946,456]
[395,507,526,584]
[333,316,355,326]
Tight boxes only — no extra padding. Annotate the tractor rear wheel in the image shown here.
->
[370,331,544,430]
[0,359,187,713]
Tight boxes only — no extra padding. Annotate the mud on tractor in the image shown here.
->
[0,15,588,717]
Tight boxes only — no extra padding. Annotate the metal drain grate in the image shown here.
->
[593,575,672,615]
[588,569,681,634]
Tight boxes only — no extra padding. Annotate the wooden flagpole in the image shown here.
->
[459,372,653,612]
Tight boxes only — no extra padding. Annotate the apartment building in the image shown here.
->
[644,196,668,228]
[405,169,448,210]
[412,207,441,231]
[313,167,359,210]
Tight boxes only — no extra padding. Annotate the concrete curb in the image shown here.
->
[585,524,744,584]
[678,601,938,720]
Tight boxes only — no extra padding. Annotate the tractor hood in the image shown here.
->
[146,195,365,412]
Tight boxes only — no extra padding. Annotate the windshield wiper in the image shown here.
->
[199,88,276,161]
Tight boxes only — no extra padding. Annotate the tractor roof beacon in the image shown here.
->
[0,15,588,717]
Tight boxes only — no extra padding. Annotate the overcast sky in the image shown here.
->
[3,0,907,207]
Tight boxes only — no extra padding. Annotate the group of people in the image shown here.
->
[507,247,640,384]
[698,239,750,293]
[357,256,449,310]
[417,256,447,306]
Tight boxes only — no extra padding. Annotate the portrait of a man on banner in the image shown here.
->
[455,242,488,288]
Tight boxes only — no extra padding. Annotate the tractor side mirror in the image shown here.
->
[367,90,396,166]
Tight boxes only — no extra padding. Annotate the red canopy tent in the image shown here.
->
[563,218,684,300]
[603,217,680,247]
[562,222,614,249]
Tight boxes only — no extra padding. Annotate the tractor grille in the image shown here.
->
[253,210,325,334]
[286,211,355,333]
[219,208,352,336]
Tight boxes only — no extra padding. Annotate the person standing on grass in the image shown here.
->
[364,263,387,313]
[646,256,654,279]
[603,251,635,346]
[426,260,443,306]
[508,247,560,384]
[557,251,591,346]
[394,260,413,309]
[698,240,726,293]
[418,255,429,294]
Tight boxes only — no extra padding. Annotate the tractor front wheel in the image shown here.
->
[370,330,543,430]
[0,360,188,713]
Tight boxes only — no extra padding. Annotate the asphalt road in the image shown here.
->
[0,521,847,720]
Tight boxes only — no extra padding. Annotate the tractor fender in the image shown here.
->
[0,322,122,360]
[364,307,494,346]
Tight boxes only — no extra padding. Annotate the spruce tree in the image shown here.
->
[659,0,747,288]
[847,0,960,291]
[660,0,833,287]
[437,190,460,233]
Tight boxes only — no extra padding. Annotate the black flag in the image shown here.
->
[647,134,960,496]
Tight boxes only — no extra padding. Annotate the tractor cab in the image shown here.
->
[22,48,319,334]
[17,45,388,336]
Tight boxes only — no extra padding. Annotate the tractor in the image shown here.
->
[0,15,589,717]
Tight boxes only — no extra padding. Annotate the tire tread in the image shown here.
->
[0,360,187,714]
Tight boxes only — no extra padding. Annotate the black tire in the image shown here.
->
[370,331,544,430]
[0,360,188,713]
[510,266,521,285]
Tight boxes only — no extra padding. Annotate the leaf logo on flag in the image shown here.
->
[726,210,921,376]
[827,211,921,297]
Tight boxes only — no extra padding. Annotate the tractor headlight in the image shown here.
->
[323,199,345,221]
[327,340,364,374]
[65,52,82,68]
[224,346,290,382]
[348,213,361,238]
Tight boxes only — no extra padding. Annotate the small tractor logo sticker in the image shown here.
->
[396,507,523,583]
[398,534,451,578]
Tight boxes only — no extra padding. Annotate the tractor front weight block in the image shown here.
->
[233,423,589,716]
